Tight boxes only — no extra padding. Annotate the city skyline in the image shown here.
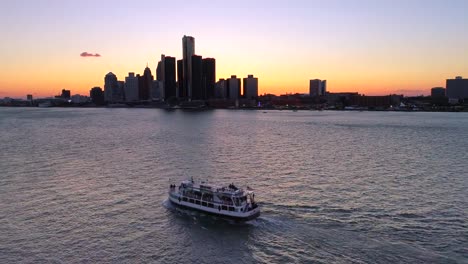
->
[1,0,468,98]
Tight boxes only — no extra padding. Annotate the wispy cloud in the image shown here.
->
[80,52,101,57]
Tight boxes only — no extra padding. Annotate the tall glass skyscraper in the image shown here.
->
[182,35,195,98]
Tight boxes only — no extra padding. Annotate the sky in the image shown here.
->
[1,0,468,98]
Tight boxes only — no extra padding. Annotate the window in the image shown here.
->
[195,200,201,205]
[221,205,228,211]
[182,197,188,202]
[208,203,214,208]
[189,199,194,203]
[202,202,207,207]
[229,207,235,212]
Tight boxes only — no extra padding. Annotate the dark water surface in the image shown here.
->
[0,108,467,263]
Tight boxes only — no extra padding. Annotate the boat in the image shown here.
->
[168,178,260,221]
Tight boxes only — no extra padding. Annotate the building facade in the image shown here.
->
[124,72,139,102]
[138,67,153,100]
[215,79,227,99]
[243,74,258,99]
[177,59,184,98]
[90,87,104,105]
[431,87,446,98]
[191,55,203,100]
[227,75,241,100]
[157,55,176,100]
[309,79,327,96]
[446,76,468,100]
[61,89,71,99]
[203,58,216,100]
[182,35,195,98]
[104,72,123,102]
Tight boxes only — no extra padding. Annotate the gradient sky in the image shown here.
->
[1,0,468,98]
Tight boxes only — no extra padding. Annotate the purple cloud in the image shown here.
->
[80,52,101,57]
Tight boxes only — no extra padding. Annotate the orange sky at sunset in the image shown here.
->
[1,1,467,98]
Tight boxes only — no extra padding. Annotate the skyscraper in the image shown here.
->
[138,66,153,100]
[182,35,195,98]
[191,55,203,100]
[124,72,139,102]
[243,75,258,99]
[203,58,216,99]
[177,59,184,98]
[157,55,176,100]
[310,79,327,96]
[104,72,122,102]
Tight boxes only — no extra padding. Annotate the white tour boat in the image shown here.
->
[168,178,260,221]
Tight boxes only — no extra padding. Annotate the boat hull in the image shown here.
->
[169,196,260,221]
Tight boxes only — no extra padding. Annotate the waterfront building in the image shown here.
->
[61,89,71,99]
[215,79,227,99]
[124,72,139,102]
[90,87,104,105]
[151,80,163,100]
[157,55,176,100]
[177,59,184,98]
[446,76,468,100]
[431,87,446,98]
[203,58,216,99]
[191,55,203,100]
[104,72,123,102]
[138,66,153,100]
[349,94,402,108]
[243,75,258,99]
[227,75,241,100]
[71,94,89,104]
[182,35,195,98]
[27,94,33,102]
[310,79,327,96]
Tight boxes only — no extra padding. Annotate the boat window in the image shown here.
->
[201,202,207,207]
[221,205,228,211]
[208,203,214,208]
[182,197,188,202]
[189,199,194,203]
[195,200,201,205]
[229,207,235,211]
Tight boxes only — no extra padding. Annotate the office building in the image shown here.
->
[177,59,184,98]
[227,75,241,99]
[124,72,139,102]
[151,80,163,100]
[243,75,258,99]
[431,87,446,98]
[104,72,123,102]
[90,87,104,105]
[310,79,327,96]
[446,76,468,100]
[61,89,71,99]
[215,79,227,99]
[138,66,153,100]
[182,35,195,98]
[191,55,203,100]
[203,58,216,99]
[157,55,176,100]
[71,94,89,104]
